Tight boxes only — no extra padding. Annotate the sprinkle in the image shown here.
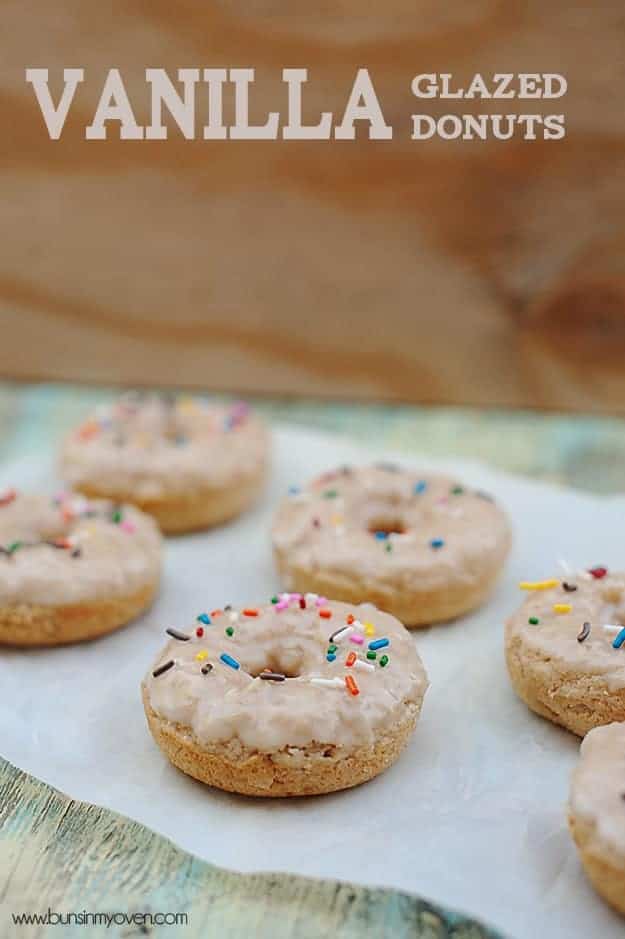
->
[323,490,338,499]
[316,597,328,607]
[379,654,389,667]
[364,622,375,637]
[366,650,377,660]
[351,619,365,633]
[153,660,175,677]
[319,609,332,619]
[603,624,622,635]
[414,481,427,494]
[329,625,353,643]
[305,593,318,603]
[228,611,238,623]
[451,485,464,495]
[385,543,392,553]
[0,488,17,507]
[270,595,279,604]
[345,651,357,667]
[349,634,364,645]
[613,628,625,650]
[120,520,136,534]
[299,597,306,609]
[430,538,444,550]
[475,490,494,502]
[553,604,572,614]
[345,675,360,696]
[220,653,240,670]
[346,614,355,624]
[201,663,213,675]
[243,608,259,617]
[368,638,390,651]
[226,626,234,637]
[166,628,190,641]
[275,600,289,611]
[354,659,375,673]
[195,650,208,661]
[327,644,338,654]
[374,531,389,541]
[588,566,608,579]
[577,622,591,643]
[259,671,286,681]
[326,653,336,662]
[528,616,540,625]
[562,582,578,592]
[288,486,301,496]
[111,508,123,524]
[196,627,204,638]
[310,677,343,688]
[519,580,559,591]
[197,613,211,625]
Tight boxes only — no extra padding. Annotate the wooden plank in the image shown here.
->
[1,3,624,412]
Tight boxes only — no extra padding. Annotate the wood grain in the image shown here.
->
[1,2,624,412]
[0,758,503,939]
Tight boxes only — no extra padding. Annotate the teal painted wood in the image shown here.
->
[1,380,624,938]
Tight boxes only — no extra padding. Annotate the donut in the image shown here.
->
[569,722,625,916]
[0,488,161,646]
[505,567,625,736]
[60,392,269,533]
[271,464,511,627]
[142,596,428,796]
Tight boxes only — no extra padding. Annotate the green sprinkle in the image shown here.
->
[451,485,464,495]
[327,643,337,654]
[528,616,539,625]
[270,596,279,604]
[385,543,392,553]
[366,650,377,660]
[111,509,123,524]
[225,626,234,637]
[323,490,338,499]
[379,654,389,667]
[7,541,21,555]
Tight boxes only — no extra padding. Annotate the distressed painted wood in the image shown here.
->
[1,382,625,936]
[1,3,625,412]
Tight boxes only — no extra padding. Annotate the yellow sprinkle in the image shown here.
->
[195,650,208,661]
[364,622,375,636]
[519,580,559,591]
[331,514,344,526]
[553,604,572,614]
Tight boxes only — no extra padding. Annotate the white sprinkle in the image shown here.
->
[557,558,573,576]
[305,593,318,603]
[354,659,375,673]
[351,620,365,634]
[603,624,622,634]
[228,611,238,623]
[309,677,343,688]
[331,625,353,642]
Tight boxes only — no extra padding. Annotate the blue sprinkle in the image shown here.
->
[326,653,336,662]
[414,481,427,494]
[430,538,445,549]
[374,531,389,540]
[220,653,240,670]
[613,628,625,649]
[197,613,211,625]
[368,638,390,651]
[288,486,301,496]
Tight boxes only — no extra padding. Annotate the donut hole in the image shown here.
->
[246,649,305,680]
[367,517,406,537]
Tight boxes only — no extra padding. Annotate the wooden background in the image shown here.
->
[1,2,624,413]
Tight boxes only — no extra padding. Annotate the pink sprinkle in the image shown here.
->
[315,597,328,607]
[120,520,136,534]
[290,593,302,601]
[276,601,289,611]
[349,634,364,645]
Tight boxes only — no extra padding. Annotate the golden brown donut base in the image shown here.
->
[0,581,158,647]
[569,812,625,917]
[505,636,625,737]
[273,557,503,627]
[142,687,419,797]
[73,474,265,534]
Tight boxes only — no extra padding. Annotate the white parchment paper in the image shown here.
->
[1,425,624,939]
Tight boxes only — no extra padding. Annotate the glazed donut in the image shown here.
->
[142,596,428,797]
[506,567,625,736]
[61,393,269,533]
[271,464,511,627]
[0,488,161,646]
[569,722,625,917]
